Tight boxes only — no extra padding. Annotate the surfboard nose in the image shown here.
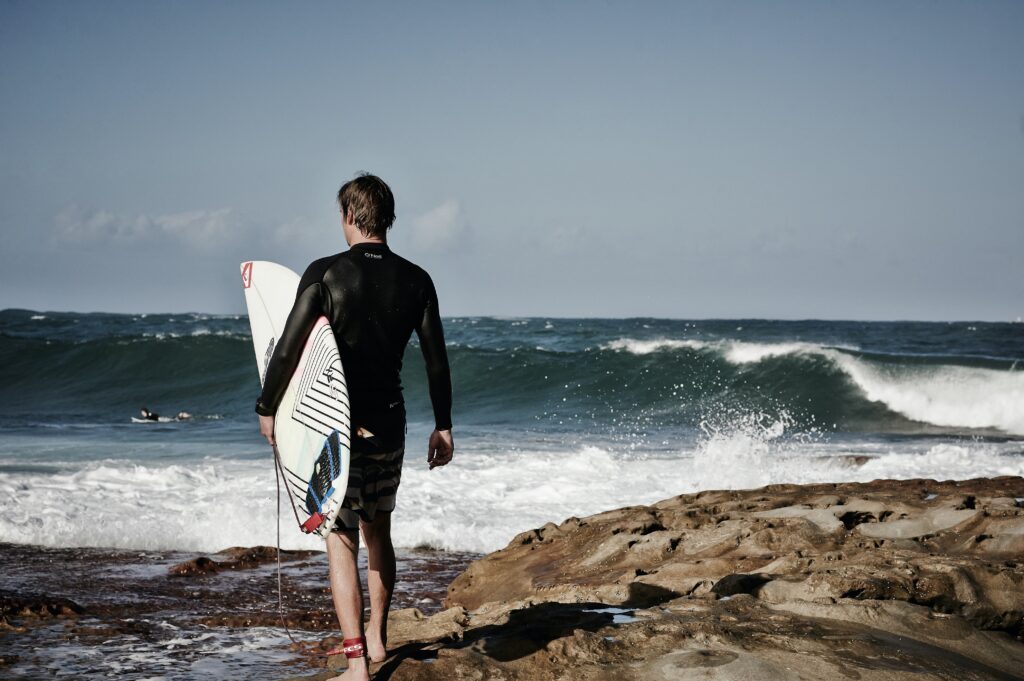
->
[240,261,253,288]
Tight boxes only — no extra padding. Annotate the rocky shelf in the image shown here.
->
[291,476,1024,680]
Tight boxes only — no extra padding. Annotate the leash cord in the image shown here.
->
[272,443,351,659]
[272,443,301,646]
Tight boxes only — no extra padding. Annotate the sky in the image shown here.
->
[1,1,1022,321]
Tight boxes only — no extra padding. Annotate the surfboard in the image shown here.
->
[240,260,351,538]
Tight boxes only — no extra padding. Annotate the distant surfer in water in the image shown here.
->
[255,173,454,679]
[138,408,192,422]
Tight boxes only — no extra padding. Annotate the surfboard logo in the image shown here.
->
[261,337,275,384]
[241,261,253,288]
[304,429,344,522]
[324,367,345,400]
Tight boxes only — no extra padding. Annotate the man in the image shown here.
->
[255,173,454,681]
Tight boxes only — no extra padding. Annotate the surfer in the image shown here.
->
[255,173,454,679]
[137,408,192,422]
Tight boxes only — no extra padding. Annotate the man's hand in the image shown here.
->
[427,429,453,470]
[259,414,276,446]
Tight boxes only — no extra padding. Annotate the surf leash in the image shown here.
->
[272,443,302,646]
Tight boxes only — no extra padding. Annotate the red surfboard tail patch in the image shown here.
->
[241,261,253,288]
[301,512,325,534]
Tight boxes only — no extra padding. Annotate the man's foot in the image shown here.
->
[327,637,372,681]
[326,655,370,681]
[365,629,387,663]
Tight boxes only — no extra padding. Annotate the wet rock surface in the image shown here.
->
[0,591,84,633]
[0,542,477,679]
[168,545,316,576]
[288,477,1024,680]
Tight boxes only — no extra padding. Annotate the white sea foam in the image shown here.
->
[601,337,857,360]
[721,340,855,364]
[0,448,701,554]
[393,444,691,552]
[601,338,706,354]
[827,352,1024,435]
[602,337,1024,435]
[189,327,245,337]
[0,461,295,553]
[2,431,1021,554]
[686,423,1023,491]
[15,623,301,679]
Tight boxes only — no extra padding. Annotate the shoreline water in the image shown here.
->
[3,434,1021,557]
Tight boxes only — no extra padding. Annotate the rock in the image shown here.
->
[710,572,772,597]
[855,508,981,539]
[445,477,1024,637]
[0,590,85,630]
[169,555,221,576]
[217,545,315,569]
[324,477,1018,681]
[752,504,846,533]
[168,545,317,576]
[290,592,1024,681]
[281,477,1024,680]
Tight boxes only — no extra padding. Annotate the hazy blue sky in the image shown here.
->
[1,1,1021,320]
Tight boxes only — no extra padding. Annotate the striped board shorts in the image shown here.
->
[332,433,406,532]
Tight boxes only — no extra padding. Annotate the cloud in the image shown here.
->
[54,204,238,250]
[152,208,234,248]
[55,205,151,241]
[411,199,468,250]
[272,216,320,245]
[539,224,585,253]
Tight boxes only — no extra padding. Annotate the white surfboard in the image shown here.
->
[240,260,351,538]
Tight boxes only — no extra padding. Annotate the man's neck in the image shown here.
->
[349,237,387,247]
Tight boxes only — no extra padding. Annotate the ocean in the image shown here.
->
[1,309,1022,555]
[1,309,1022,678]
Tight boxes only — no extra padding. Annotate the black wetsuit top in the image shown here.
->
[255,242,452,444]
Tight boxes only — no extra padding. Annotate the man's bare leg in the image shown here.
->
[325,528,370,681]
[360,511,396,663]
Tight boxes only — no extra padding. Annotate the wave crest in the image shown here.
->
[602,337,1024,435]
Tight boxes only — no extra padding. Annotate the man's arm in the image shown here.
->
[415,274,453,468]
[255,265,327,427]
[415,274,452,430]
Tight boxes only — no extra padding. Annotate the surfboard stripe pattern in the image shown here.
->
[291,322,350,437]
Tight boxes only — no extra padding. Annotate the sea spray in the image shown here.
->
[4,435,1022,554]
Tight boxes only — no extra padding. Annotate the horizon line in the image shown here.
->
[2,307,1021,326]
